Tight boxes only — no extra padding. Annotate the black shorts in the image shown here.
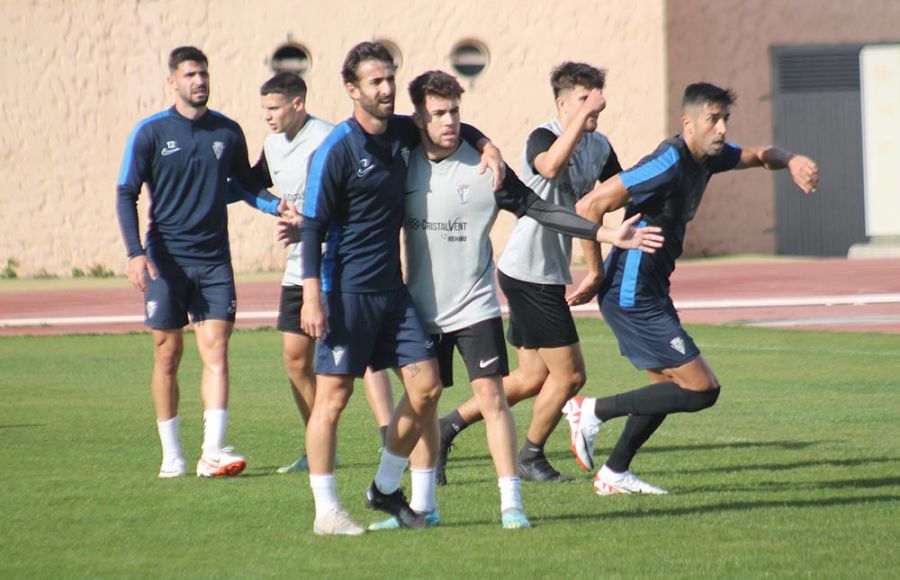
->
[433,317,508,387]
[498,270,579,349]
[276,284,311,336]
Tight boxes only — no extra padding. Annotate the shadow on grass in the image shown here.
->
[661,455,900,475]
[690,475,900,494]
[526,494,900,527]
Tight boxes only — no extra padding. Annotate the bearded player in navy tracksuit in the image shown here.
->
[117,46,279,480]
[563,82,819,496]
[297,42,507,535]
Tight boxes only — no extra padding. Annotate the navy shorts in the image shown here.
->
[600,294,700,370]
[143,260,236,329]
[276,284,311,336]
[498,270,579,349]
[433,317,508,388]
[315,287,435,377]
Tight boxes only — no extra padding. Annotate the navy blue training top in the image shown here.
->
[301,115,485,294]
[116,106,265,265]
[601,135,741,307]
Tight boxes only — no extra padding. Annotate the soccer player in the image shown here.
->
[366,70,663,531]
[116,46,280,479]
[298,42,505,535]
[231,72,394,474]
[563,82,819,495]
[437,62,621,483]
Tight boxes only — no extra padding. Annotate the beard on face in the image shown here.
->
[359,93,394,120]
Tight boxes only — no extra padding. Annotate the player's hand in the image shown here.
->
[277,197,290,217]
[582,89,606,116]
[788,155,819,194]
[279,199,302,225]
[127,255,156,292]
[479,143,506,191]
[610,213,664,253]
[566,270,602,306]
[276,202,303,247]
[300,296,328,340]
[276,219,302,247]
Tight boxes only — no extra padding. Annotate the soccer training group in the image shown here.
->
[116,41,820,535]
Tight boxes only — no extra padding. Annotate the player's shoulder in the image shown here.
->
[308,119,357,172]
[206,109,243,131]
[306,115,336,136]
[528,120,560,140]
[640,136,685,167]
[130,109,174,135]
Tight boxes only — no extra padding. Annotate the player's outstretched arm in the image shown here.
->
[737,146,819,194]
[605,213,664,253]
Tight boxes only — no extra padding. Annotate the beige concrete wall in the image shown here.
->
[666,0,900,257]
[1,0,666,277]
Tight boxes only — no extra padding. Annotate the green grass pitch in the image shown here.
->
[2,321,899,578]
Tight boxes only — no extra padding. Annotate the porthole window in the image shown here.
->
[270,43,311,76]
[374,39,403,72]
[450,40,489,78]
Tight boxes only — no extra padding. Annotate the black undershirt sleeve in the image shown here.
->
[495,169,600,240]
[599,144,623,182]
[524,128,557,173]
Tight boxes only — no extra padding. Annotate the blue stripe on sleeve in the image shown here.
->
[619,220,647,308]
[620,146,679,190]
[303,122,352,219]
[117,111,169,186]
[321,223,342,293]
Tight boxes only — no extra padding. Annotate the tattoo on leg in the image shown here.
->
[407,363,421,377]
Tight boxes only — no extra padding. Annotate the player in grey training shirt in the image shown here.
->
[437,62,624,483]
[366,70,662,530]
[236,73,396,474]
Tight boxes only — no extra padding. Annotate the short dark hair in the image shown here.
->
[408,70,465,107]
[260,72,307,100]
[682,82,736,108]
[550,62,606,97]
[168,46,207,73]
[341,41,394,85]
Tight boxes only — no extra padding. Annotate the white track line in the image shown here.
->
[3,294,900,328]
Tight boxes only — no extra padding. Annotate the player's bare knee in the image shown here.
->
[569,369,587,394]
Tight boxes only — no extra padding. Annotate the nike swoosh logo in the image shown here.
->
[357,165,375,178]
[161,148,181,157]
[479,356,500,369]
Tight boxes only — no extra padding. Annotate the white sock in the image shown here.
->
[498,476,523,512]
[202,409,227,457]
[409,468,436,514]
[309,473,340,518]
[157,416,183,460]
[374,449,409,494]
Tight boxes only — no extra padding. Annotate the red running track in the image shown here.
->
[1,258,899,336]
